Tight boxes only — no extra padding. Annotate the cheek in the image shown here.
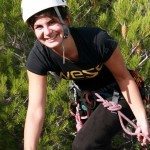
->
[34,30,42,40]
[34,24,64,40]
[51,24,64,34]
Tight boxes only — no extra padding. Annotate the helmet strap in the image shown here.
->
[54,6,69,64]
[62,42,66,64]
[54,7,69,39]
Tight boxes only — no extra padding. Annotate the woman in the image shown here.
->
[21,0,150,149]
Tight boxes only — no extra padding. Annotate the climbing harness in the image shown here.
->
[68,72,150,145]
[69,82,99,131]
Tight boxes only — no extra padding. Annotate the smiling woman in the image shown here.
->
[21,0,150,149]
[33,15,64,50]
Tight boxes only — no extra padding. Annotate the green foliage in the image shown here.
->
[0,48,28,149]
[0,1,29,145]
[0,23,5,46]
[113,0,134,24]
[0,74,7,100]
[112,132,143,150]
[38,79,74,149]
[140,59,150,84]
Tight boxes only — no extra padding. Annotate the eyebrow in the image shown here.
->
[34,18,54,26]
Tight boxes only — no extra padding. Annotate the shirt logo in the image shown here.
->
[60,64,102,80]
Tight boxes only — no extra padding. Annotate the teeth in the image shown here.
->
[60,34,63,38]
[50,34,56,39]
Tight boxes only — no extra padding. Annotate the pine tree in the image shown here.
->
[0,0,29,149]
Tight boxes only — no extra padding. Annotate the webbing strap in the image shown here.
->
[112,91,120,103]
[54,6,65,24]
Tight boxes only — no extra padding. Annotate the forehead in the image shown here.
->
[34,15,58,25]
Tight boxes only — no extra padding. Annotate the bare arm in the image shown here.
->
[24,70,47,150]
[105,47,150,144]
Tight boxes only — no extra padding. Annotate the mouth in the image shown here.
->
[50,32,58,39]
[45,33,58,42]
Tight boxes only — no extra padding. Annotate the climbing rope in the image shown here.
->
[69,82,150,145]
[95,93,150,144]
[71,92,150,144]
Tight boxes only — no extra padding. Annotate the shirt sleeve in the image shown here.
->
[26,41,49,75]
[96,30,118,63]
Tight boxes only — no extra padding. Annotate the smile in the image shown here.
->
[45,34,58,42]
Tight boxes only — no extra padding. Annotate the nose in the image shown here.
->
[43,26,53,36]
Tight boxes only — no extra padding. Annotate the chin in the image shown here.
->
[45,41,62,49]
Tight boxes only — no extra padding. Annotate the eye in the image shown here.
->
[48,20,56,26]
[34,25,43,30]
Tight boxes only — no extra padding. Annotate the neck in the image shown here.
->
[53,35,79,61]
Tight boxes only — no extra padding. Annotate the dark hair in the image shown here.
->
[27,6,69,27]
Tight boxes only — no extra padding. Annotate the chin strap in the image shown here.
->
[61,42,66,64]
[54,6,69,38]
[54,6,70,64]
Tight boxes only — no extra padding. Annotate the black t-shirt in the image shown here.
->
[26,27,118,90]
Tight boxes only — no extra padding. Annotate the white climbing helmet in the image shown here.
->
[21,0,67,22]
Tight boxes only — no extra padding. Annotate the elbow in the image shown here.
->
[114,70,133,85]
[27,106,45,122]
[114,73,133,92]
